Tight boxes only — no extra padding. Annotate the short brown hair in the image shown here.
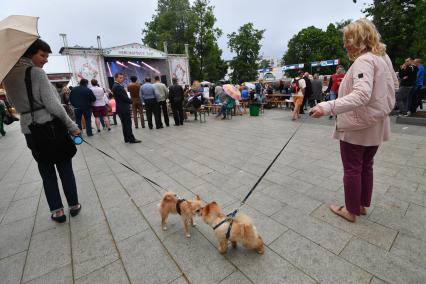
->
[114,72,124,79]
[23,39,52,58]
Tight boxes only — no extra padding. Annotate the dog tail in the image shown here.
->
[161,192,177,202]
[240,223,257,240]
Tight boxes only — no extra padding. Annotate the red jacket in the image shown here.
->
[331,73,345,93]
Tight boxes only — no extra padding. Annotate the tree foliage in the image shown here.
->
[363,0,425,65]
[228,23,265,83]
[142,0,226,82]
[143,0,193,55]
[282,23,349,75]
[192,0,227,82]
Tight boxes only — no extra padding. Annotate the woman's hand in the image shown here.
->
[71,128,81,136]
[309,105,325,118]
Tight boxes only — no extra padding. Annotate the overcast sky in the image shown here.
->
[1,0,372,60]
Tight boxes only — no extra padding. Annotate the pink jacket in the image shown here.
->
[318,52,398,146]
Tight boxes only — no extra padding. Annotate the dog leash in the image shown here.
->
[81,117,303,212]
[81,138,166,192]
[224,121,305,218]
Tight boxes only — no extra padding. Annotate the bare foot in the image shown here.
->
[329,205,355,222]
[360,207,367,215]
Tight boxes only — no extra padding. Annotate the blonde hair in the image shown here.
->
[343,18,386,61]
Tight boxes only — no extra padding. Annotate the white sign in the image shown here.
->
[103,43,167,59]
[168,56,189,85]
[68,54,108,88]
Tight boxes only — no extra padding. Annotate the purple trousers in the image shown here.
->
[340,141,379,216]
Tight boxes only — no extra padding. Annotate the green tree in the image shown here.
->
[259,58,272,69]
[282,23,349,75]
[411,0,426,60]
[192,0,227,82]
[228,23,265,83]
[363,0,419,65]
[143,0,194,55]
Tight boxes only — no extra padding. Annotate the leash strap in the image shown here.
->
[240,122,303,206]
[81,138,164,190]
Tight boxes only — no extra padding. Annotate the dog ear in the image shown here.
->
[163,195,173,201]
[196,194,201,200]
[204,202,212,215]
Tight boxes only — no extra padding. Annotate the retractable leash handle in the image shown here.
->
[72,135,83,145]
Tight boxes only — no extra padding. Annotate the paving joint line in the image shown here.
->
[86,140,191,284]
[80,144,133,284]
[0,151,34,224]
[18,186,42,284]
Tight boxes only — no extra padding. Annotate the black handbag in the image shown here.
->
[24,66,76,163]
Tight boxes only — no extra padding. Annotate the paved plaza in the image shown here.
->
[1,110,426,283]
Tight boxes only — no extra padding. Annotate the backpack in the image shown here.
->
[192,96,202,108]
[291,78,300,94]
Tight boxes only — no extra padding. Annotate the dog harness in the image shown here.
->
[176,198,186,215]
[212,210,238,239]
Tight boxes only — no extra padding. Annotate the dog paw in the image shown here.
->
[186,234,191,238]
[162,226,167,231]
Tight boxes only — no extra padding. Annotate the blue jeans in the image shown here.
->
[329,91,337,100]
[74,108,93,136]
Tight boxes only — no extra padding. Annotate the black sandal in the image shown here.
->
[51,213,66,223]
[70,204,81,217]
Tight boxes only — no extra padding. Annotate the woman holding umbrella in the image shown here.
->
[1,16,81,223]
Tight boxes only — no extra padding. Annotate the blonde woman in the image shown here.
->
[310,19,398,222]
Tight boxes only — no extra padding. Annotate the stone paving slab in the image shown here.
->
[340,238,426,283]
[269,230,372,283]
[1,110,426,283]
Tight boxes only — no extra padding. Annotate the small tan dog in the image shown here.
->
[199,201,264,254]
[159,192,203,238]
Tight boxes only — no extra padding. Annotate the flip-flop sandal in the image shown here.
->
[330,205,355,223]
[360,208,367,216]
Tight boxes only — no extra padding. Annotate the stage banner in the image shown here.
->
[168,56,190,86]
[68,54,107,87]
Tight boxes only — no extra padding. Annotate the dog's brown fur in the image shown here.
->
[200,201,264,254]
[159,192,203,238]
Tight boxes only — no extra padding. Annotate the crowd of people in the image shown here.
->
[0,17,424,227]
[396,57,424,116]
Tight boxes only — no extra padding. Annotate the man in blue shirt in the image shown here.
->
[415,58,424,110]
[140,77,162,129]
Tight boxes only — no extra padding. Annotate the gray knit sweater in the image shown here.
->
[3,58,78,134]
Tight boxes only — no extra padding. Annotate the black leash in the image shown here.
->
[240,122,303,206]
[81,138,165,191]
[213,121,304,228]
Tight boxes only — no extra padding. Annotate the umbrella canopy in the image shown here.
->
[0,15,39,83]
[223,84,241,100]
[201,81,211,85]
[243,82,256,90]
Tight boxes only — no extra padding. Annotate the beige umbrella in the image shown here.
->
[0,15,39,83]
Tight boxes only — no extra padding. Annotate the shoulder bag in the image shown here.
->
[25,66,76,163]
